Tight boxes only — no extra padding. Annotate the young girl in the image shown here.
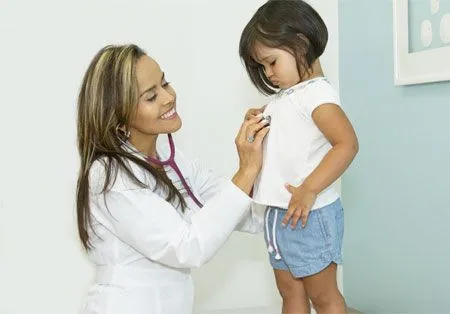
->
[240,1,359,313]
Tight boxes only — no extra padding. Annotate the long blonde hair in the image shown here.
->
[76,44,186,250]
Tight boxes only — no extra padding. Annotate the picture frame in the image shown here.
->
[393,0,450,85]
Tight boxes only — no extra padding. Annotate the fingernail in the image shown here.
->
[281,223,286,227]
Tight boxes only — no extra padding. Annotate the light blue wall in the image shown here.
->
[340,1,450,313]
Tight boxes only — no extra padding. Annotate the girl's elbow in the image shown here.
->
[352,138,359,156]
[337,138,358,157]
[334,138,359,156]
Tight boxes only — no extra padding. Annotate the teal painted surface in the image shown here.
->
[408,0,450,52]
[340,1,450,313]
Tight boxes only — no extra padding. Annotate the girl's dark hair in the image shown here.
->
[239,0,328,95]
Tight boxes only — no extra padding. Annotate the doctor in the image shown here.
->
[76,44,269,314]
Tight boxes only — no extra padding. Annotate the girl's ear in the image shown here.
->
[296,33,310,55]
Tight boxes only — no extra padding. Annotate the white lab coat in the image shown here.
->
[81,142,264,314]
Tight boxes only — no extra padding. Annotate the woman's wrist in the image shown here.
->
[239,165,260,178]
[231,167,259,195]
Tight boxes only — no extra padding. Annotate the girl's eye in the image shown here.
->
[147,95,157,102]
[270,60,276,66]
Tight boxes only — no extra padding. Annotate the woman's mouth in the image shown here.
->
[160,108,177,120]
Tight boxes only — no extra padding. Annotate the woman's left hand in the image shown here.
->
[282,184,317,229]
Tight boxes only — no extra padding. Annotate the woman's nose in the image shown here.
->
[160,87,175,105]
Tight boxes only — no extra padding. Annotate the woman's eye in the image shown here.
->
[147,95,157,102]
[270,60,276,66]
[162,81,171,87]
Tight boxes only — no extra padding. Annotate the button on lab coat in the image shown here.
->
[82,145,264,314]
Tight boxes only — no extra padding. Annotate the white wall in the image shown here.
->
[0,1,339,313]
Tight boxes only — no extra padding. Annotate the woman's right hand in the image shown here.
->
[232,108,270,195]
[244,104,267,120]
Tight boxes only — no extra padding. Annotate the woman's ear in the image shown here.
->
[115,124,130,139]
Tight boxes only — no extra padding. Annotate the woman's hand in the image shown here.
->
[245,105,267,120]
[282,184,317,228]
[231,108,270,195]
[236,109,270,174]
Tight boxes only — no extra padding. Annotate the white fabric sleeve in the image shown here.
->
[91,183,251,269]
[291,80,341,118]
[234,202,266,234]
[89,160,252,269]
[190,158,265,234]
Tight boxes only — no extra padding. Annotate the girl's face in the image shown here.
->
[253,42,301,89]
[130,55,182,139]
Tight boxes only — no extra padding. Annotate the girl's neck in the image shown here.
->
[301,59,324,82]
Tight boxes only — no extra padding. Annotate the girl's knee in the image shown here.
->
[277,281,297,299]
[309,289,342,306]
[276,277,306,301]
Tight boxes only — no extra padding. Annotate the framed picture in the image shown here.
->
[393,0,450,85]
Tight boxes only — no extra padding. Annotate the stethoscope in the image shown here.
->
[144,134,204,208]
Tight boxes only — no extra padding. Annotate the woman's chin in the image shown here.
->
[171,119,182,133]
[162,117,182,134]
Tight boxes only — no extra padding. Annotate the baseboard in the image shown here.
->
[195,305,362,314]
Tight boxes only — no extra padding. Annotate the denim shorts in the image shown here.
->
[264,198,344,278]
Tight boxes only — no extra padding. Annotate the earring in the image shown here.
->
[115,124,130,140]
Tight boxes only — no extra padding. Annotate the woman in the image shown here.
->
[77,44,269,314]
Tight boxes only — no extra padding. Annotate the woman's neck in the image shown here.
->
[129,131,158,158]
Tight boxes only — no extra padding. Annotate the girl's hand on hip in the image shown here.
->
[283,184,317,229]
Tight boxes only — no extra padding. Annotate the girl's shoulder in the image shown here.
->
[284,77,337,99]
[284,78,341,117]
